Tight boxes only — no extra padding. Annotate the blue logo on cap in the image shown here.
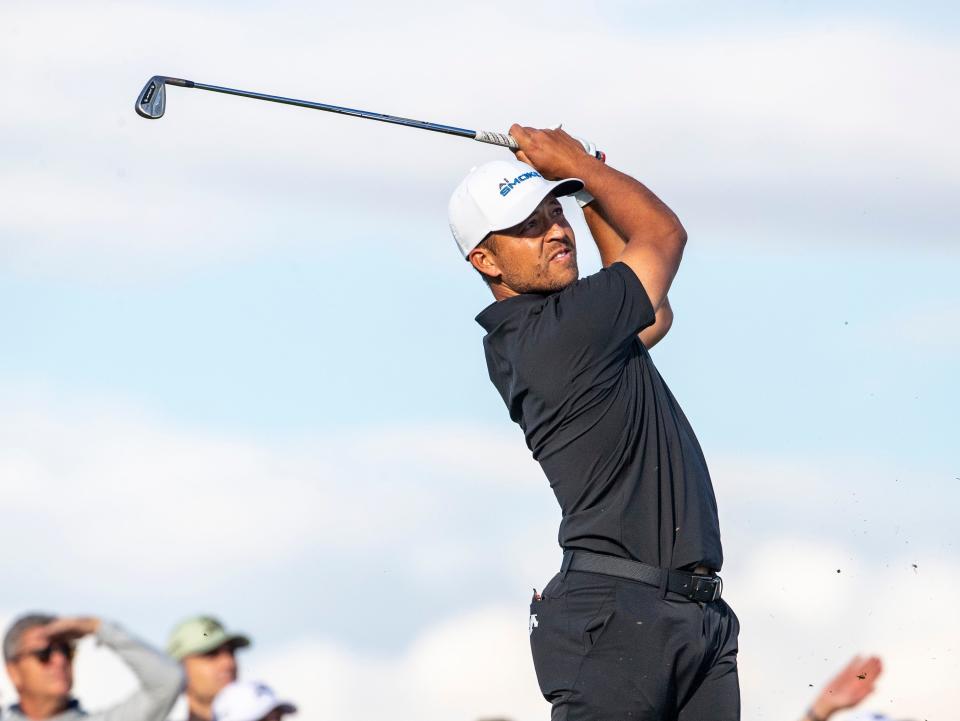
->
[498,171,542,197]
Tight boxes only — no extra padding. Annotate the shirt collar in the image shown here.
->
[9,698,82,716]
[475,293,546,332]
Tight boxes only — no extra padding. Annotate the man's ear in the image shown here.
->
[7,661,22,689]
[469,245,502,282]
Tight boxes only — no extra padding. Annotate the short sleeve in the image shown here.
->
[544,261,656,350]
[515,262,656,406]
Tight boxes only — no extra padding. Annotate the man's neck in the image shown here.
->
[16,694,70,720]
[491,282,519,302]
[187,697,213,721]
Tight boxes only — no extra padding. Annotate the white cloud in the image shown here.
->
[0,388,548,590]
[0,3,957,278]
[727,549,960,721]
[2,386,954,597]
[246,605,544,721]
[248,552,958,721]
[1,390,957,719]
[4,546,957,721]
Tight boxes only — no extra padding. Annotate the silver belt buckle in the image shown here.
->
[691,575,721,602]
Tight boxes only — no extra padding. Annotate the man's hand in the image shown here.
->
[810,655,883,720]
[512,123,685,313]
[509,124,599,180]
[36,617,102,643]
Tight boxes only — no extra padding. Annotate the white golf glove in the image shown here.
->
[550,123,598,208]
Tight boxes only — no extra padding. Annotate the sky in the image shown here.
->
[1,1,958,720]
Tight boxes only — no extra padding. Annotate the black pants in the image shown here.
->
[529,569,740,721]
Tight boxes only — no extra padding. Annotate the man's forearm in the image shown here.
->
[575,157,686,250]
[508,125,684,309]
[93,622,184,721]
[583,202,673,349]
[582,202,625,267]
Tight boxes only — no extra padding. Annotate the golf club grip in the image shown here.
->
[473,130,605,161]
[474,130,519,150]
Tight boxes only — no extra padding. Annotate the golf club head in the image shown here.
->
[136,76,166,119]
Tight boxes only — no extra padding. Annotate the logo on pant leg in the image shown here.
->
[528,613,539,635]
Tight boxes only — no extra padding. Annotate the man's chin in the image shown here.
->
[543,261,579,290]
[46,685,72,700]
[536,276,577,295]
[506,262,579,295]
[554,263,579,290]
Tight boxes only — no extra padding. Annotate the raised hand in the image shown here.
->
[35,617,102,644]
[509,124,597,180]
[811,655,883,719]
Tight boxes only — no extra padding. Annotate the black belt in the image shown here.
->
[563,550,723,603]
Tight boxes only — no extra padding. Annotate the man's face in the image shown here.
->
[183,643,238,703]
[472,195,578,294]
[5,626,74,702]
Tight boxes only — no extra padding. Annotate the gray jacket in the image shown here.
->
[5,621,183,721]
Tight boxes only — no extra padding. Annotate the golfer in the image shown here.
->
[448,126,739,720]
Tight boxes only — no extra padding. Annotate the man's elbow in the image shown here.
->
[661,304,675,334]
[656,303,675,341]
[152,663,186,713]
[641,304,674,349]
[649,222,686,264]
[149,654,186,696]
[671,222,688,249]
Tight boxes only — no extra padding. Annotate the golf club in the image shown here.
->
[135,75,605,160]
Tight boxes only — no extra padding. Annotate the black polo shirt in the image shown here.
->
[476,262,723,571]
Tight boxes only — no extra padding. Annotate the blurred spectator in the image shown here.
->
[800,655,883,721]
[212,681,296,721]
[3,613,183,721]
[166,616,250,721]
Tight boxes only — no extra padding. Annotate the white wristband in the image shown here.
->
[574,189,595,208]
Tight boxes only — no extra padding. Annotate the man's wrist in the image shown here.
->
[809,699,833,721]
[567,154,608,196]
[71,617,102,637]
[574,189,594,208]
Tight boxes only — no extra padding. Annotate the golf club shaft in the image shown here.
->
[157,76,514,149]
[146,75,606,156]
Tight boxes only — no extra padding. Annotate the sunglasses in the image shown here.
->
[15,641,76,664]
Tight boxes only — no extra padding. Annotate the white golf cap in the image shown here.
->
[448,159,583,258]
[212,681,296,721]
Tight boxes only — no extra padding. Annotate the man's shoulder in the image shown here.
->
[475,293,547,335]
